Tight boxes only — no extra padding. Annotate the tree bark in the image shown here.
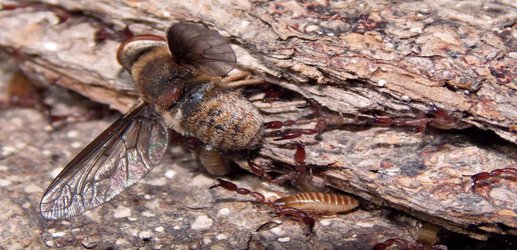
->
[1,0,516,247]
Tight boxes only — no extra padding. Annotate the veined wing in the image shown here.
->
[40,103,168,220]
[166,22,236,76]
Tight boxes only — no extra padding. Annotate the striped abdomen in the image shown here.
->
[273,192,359,213]
[197,146,231,176]
[174,84,264,151]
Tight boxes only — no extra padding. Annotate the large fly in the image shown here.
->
[40,22,260,220]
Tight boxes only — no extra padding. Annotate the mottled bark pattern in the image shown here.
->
[1,0,516,247]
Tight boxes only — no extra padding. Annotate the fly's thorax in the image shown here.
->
[131,45,193,109]
[162,83,264,151]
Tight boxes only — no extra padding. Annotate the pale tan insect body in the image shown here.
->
[273,192,359,213]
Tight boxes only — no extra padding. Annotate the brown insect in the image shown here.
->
[373,104,467,132]
[470,167,517,192]
[40,22,321,220]
[210,178,359,235]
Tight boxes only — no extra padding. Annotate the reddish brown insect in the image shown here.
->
[373,104,466,132]
[210,178,359,235]
[470,167,517,192]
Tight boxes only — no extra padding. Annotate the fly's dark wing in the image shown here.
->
[40,103,168,220]
[167,22,236,76]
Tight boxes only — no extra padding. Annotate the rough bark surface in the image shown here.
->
[1,0,516,248]
[0,61,425,249]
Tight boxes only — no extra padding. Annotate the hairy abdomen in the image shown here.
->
[164,83,264,151]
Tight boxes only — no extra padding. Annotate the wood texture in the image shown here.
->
[1,0,516,247]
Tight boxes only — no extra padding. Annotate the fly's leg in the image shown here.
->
[217,71,266,89]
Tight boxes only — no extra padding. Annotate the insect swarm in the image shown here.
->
[39,22,267,220]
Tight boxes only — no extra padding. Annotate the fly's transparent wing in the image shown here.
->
[167,22,236,76]
[40,103,168,220]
